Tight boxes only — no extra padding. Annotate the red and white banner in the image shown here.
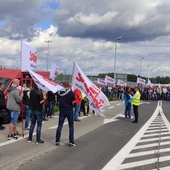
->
[104,75,115,84]
[117,79,127,86]
[49,64,58,80]
[72,62,109,117]
[137,77,146,85]
[97,78,107,86]
[27,68,63,93]
[21,42,37,72]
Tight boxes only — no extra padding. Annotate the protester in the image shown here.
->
[7,79,23,139]
[123,89,132,119]
[28,84,45,144]
[79,91,87,116]
[55,81,76,147]
[47,91,56,118]
[0,83,6,130]
[131,87,141,123]
[23,82,32,130]
[73,88,82,121]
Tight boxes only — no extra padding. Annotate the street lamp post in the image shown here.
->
[91,56,94,80]
[139,57,144,77]
[147,65,150,83]
[114,36,122,86]
[45,40,52,71]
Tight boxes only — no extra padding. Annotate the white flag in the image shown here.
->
[72,62,109,117]
[50,64,58,80]
[137,77,146,85]
[147,79,152,87]
[117,79,127,86]
[21,42,37,72]
[27,68,63,93]
[104,75,115,84]
[97,78,107,86]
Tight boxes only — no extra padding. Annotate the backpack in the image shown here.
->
[23,90,30,105]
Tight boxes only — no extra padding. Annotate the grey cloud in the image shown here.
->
[52,0,170,42]
[0,0,48,40]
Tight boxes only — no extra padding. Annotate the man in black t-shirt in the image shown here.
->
[55,81,76,147]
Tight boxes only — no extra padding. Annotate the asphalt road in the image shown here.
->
[0,100,170,170]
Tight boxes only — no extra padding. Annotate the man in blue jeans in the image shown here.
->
[23,83,32,129]
[55,81,76,147]
[28,84,45,144]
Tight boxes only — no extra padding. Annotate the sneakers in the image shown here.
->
[7,134,18,140]
[0,125,5,130]
[14,131,21,137]
[55,142,60,146]
[132,120,138,123]
[36,140,45,144]
[74,119,81,122]
[69,143,77,147]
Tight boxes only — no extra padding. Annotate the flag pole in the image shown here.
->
[71,62,76,87]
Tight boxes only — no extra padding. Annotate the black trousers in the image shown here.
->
[133,105,139,122]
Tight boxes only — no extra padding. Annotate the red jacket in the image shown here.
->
[74,89,82,105]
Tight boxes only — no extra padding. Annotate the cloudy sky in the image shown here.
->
[0,0,170,78]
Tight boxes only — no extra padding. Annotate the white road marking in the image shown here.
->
[48,115,91,130]
[142,132,170,137]
[152,166,170,170]
[119,155,170,170]
[102,102,160,170]
[108,106,115,109]
[127,147,170,158]
[144,129,168,133]
[139,136,170,142]
[133,141,170,150]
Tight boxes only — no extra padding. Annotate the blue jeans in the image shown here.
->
[28,110,43,141]
[74,104,81,120]
[24,105,32,128]
[56,110,74,143]
[125,104,131,119]
[48,101,55,117]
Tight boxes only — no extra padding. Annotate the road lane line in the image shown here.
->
[142,132,170,137]
[119,155,170,170]
[108,106,115,109]
[127,148,170,158]
[133,141,170,150]
[139,136,170,142]
[48,115,92,130]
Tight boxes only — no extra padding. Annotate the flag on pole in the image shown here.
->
[117,79,127,86]
[147,79,152,87]
[97,78,107,86]
[104,75,115,84]
[72,62,109,117]
[21,42,37,72]
[137,77,146,85]
[27,68,63,93]
[49,64,58,80]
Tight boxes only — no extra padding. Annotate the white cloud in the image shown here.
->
[0,0,170,79]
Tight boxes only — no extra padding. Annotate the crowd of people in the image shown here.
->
[0,78,169,146]
[0,79,91,147]
[101,85,170,101]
